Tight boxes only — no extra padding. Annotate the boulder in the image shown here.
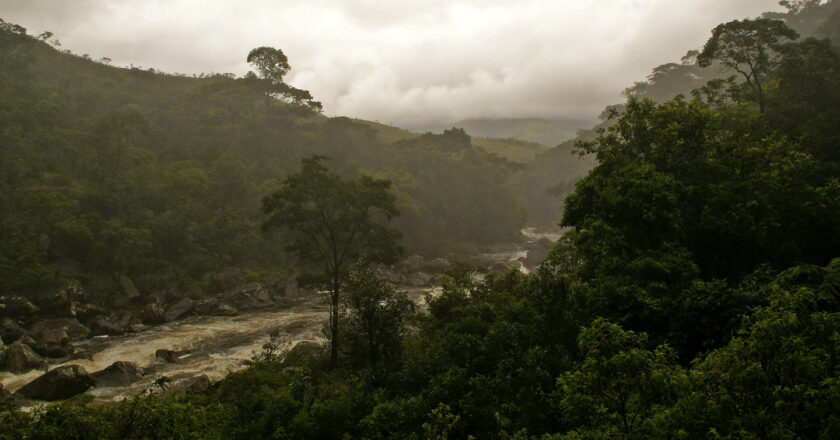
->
[118,274,141,300]
[226,283,274,310]
[194,298,239,317]
[405,272,433,287]
[0,337,5,367]
[0,318,28,344]
[3,342,47,373]
[164,298,194,322]
[0,296,40,319]
[87,315,125,336]
[283,274,303,297]
[35,283,86,318]
[15,365,94,401]
[155,349,186,363]
[91,361,147,387]
[0,383,11,405]
[215,304,238,316]
[399,255,425,273]
[141,303,166,324]
[166,374,211,396]
[422,258,451,274]
[376,267,404,285]
[146,290,169,306]
[30,319,91,341]
[74,303,107,324]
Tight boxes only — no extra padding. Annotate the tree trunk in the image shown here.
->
[329,278,340,368]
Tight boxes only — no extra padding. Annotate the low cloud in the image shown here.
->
[0,0,784,129]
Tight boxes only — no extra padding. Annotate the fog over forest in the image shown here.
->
[0,0,785,129]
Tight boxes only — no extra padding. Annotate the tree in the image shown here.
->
[262,156,402,367]
[698,18,798,112]
[246,46,322,112]
[340,265,414,369]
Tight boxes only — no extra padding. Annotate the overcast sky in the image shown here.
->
[1,0,785,130]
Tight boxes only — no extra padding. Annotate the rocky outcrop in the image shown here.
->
[30,319,91,341]
[0,296,40,320]
[0,383,11,405]
[118,274,141,300]
[164,298,194,322]
[194,298,238,316]
[3,342,47,373]
[35,283,85,319]
[225,283,274,310]
[141,303,166,324]
[91,361,147,387]
[15,365,95,401]
[87,315,125,336]
[155,349,186,363]
[0,318,27,344]
[165,374,211,396]
[74,303,107,323]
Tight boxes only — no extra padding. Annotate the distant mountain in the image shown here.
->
[451,117,592,147]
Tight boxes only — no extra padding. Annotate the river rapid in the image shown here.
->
[0,227,562,404]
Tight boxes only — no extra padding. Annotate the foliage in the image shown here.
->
[262,155,402,367]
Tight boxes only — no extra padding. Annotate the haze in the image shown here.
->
[0,0,785,130]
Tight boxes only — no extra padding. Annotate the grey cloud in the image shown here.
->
[0,0,785,129]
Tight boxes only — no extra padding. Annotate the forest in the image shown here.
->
[1,1,840,439]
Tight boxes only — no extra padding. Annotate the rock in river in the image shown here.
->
[164,298,194,322]
[15,365,95,401]
[141,303,166,324]
[91,361,147,387]
[2,341,47,373]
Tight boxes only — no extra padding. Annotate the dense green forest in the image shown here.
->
[2,1,840,439]
[0,22,533,302]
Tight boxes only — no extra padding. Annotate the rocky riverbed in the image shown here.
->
[0,227,564,406]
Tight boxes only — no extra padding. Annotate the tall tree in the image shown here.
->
[697,18,799,112]
[246,46,322,112]
[262,156,402,367]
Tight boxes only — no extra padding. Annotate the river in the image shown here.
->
[0,227,562,404]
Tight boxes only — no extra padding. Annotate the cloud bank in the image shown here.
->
[0,0,784,129]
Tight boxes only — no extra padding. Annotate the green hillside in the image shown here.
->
[0,28,525,300]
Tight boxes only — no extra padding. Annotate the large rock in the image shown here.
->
[0,318,28,344]
[30,319,91,341]
[87,315,125,336]
[405,272,433,287]
[399,255,425,273]
[0,296,40,319]
[141,303,166,324]
[30,324,72,358]
[91,361,147,387]
[164,298,194,322]
[3,342,47,373]
[15,365,94,401]
[0,337,5,368]
[74,303,107,324]
[194,298,238,317]
[165,374,211,396]
[376,267,404,285]
[118,274,141,300]
[155,349,186,363]
[35,283,86,318]
[422,258,451,274]
[226,283,274,310]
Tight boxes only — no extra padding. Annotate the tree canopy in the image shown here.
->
[262,155,402,366]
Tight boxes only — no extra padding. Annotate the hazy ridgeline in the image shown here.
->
[1,1,840,438]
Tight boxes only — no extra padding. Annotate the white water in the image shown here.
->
[0,228,560,404]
